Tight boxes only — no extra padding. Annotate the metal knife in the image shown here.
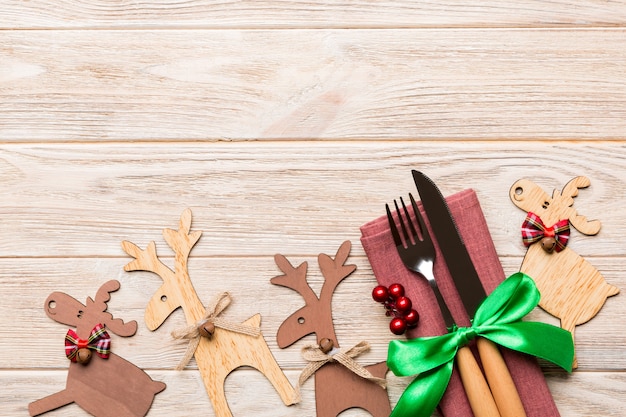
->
[412,170,527,417]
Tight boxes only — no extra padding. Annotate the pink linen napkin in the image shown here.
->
[360,188,560,417]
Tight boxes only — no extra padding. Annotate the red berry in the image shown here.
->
[388,283,405,299]
[395,296,412,313]
[389,317,407,335]
[371,285,389,303]
[404,309,420,327]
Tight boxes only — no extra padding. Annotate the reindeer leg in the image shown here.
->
[231,314,298,406]
[204,373,232,417]
[28,389,74,416]
[248,335,298,405]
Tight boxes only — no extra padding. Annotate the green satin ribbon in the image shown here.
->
[387,272,574,417]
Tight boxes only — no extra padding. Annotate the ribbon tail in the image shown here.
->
[390,360,454,417]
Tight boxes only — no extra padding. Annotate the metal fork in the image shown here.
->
[386,194,502,417]
[386,194,454,330]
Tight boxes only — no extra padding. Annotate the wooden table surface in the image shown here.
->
[1,1,625,416]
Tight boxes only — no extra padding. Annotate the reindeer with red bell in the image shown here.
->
[28,280,166,417]
[271,240,391,417]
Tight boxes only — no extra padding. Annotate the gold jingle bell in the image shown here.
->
[76,348,92,365]
[319,338,334,354]
[540,236,557,253]
[198,321,215,339]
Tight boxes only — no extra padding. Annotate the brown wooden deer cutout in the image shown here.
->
[28,280,166,417]
[121,208,298,417]
[271,241,391,417]
[510,177,619,368]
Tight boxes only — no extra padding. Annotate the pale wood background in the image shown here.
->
[1,1,625,416]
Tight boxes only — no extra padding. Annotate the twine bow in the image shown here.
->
[171,292,261,370]
[65,324,111,362]
[387,273,574,417]
[296,340,387,400]
[522,212,570,252]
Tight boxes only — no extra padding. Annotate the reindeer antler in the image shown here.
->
[318,241,356,304]
[556,176,601,235]
[162,208,202,271]
[271,242,355,349]
[84,280,138,337]
[271,255,318,306]
[89,280,121,312]
[122,240,175,281]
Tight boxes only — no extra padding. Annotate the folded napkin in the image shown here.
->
[360,188,560,417]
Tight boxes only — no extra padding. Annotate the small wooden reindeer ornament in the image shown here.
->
[271,241,391,417]
[29,280,166,417]
[510,176,619,367]
[121,208,298,417]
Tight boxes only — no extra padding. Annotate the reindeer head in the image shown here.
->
[45,280,138,340]
[122,208,203,330]
[510,176,601,236]
[271,241,356,350]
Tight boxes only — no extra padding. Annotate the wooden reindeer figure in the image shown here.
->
[29,280,166,417]
[510,176,619,367]
[271,240,391,417]
[121,208,297,417]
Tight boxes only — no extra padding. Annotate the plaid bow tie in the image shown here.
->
[521,212,570,253]
[65,324,111,362]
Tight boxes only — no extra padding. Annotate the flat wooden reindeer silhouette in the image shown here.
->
[510,176,619,367]
[121,208,297,417]
[271,241,391,417]
[29,280,166,417]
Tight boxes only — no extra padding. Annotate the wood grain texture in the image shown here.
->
[2,1,626,415]
[1,257,623,371]
[4,30,626,141]
[2,370,626,416]
[0,142,623,257]
[3,1,626,29]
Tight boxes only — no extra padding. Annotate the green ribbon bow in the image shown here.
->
[387,272,574,417]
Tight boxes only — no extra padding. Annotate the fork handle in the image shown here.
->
[456,345,501,417]
[477,338,527,417]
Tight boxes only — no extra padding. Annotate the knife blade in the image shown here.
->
[412,170,527,417]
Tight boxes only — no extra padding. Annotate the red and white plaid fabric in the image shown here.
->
[65,323,111,362]
[521,212,570,253]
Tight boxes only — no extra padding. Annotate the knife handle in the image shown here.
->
[456,345,501,417]
[476,338,527,417]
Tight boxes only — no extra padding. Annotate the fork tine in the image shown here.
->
[409,193,431,245]
[386,203,402,247]
[400,196,418,240]
[393,199,410,244]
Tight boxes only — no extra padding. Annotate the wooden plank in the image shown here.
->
[1,257,622,370]
[0,142,623,257]
[2,369,625,416]
[3,1,626,29]
[4,29,626,141]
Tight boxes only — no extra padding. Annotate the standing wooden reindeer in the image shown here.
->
[121,208,297,417]
[510,176,619,367]
[271,241,391,417]
[29,280,166,417]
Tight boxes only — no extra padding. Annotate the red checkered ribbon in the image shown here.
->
[65,324,111,362]
[521,212,570,252]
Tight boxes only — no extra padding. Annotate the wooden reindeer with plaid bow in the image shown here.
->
[121,208,297,417]
[510,176,619,367]
[28,280,166,417]
[271,241,391,417]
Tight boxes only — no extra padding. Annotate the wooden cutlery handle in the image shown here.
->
[476,338,527,417]
[456,345,501,417]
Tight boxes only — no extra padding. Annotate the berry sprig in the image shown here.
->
[372,283,419,335]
